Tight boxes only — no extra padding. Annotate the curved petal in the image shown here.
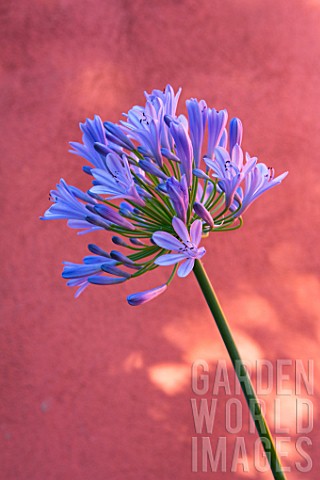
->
[231,144,243,169]
[101,264,131,278]
[152,231,182,251]
[229,117,243,151]
[62,264,102,279]
[83,256,114,265]
[197,247,206,259]
[193,203,214,228]
[190,219,203,246]
[127,284,167,306]
[214,146,231,168]
[90,185,114,194]
[88,276,127,285]
[172,217,190,242]
[177,258,195,278]
[273,171,289,184]
[154,253,186,266]
[74,282,89,298]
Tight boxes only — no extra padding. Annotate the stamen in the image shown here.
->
[265,167,274,180]
[139,112,150,126]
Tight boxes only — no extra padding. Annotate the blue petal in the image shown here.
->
[177,258,195,278]
[190,219,204,245]
[88,244,110,257]
[229,118,243,152]
[154,253,186,266]
[127,284,167,306]
[88,276,127,285]
[110,250,137,268]
[101,264,131,278]
[193,203,214,228]
[172,217,190,243]
[193,168,211,180]
[152,231,182,251]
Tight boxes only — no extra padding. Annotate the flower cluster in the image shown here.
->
[41,85,287,305]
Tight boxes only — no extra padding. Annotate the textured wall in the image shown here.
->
[1,0,319,478]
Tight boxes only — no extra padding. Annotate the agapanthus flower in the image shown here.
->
[166,175,189,223]
[62,255,127,298]
[41,179,111,234]
[186,98,207,168]
[90,152,145,206]
[69,115,120,170]
[231,163,289,217]
[152,217,206,277]
[41,85,288,305]
[204,146,257,208]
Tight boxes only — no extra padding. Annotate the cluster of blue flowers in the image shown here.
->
[42,85,287,305]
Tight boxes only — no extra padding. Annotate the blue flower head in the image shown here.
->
[41,85,288,305]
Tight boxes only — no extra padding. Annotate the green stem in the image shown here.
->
[193,259,287,480]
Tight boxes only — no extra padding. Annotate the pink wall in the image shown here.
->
[1,0,319,478]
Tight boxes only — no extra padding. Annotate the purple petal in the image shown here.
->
[207,109,228,158]
[74,282,89,298]
[193,168,211,180]
[67,219,102,234]
[110,250,137,267]
[229,117,243,151]
[190,219,203,246]
[166,176,189,223]
[101,264,131,278]
[112,236,128,247]
[161,148,180,162]
[127,284,167,306]
[129,238,145,246]
[154,253,186,266]
[165,115,193,186]
[193,203,214,228]
[152,231,182,251]
[219,129,228,148]
[186,98,206,168]
[172,217,190,243]
[94,204,135,231]
[231,144,243,169]
[273,171,289,184]
[88,244,110,258]
[88,276,127,285]
[196,247,206,259]
[177,258,195,278]
[139,159,168,180]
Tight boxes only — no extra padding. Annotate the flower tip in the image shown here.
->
[127,284,167,306]
[164,114,172,127]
